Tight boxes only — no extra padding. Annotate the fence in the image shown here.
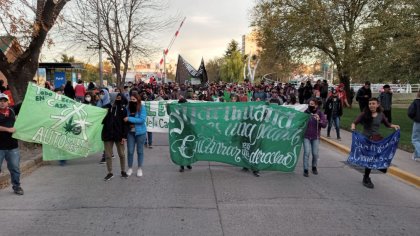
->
[350,84,420,93]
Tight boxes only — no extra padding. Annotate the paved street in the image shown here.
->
[0,133,419,236]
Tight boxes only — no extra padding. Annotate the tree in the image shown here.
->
[252,0,416,94]
[65,0,172,87]
[206,57,223,82]
[220,40,244,82]
[225,40,240,57]
[0,0,70,102]
[60,54,75,63]
[353,0,420,83]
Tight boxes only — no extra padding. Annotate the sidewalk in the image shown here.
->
[0,144,43,189]
[320,127,420,187]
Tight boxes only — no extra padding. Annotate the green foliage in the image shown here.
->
[206,57,223,82]
[61,54,75,63]
[225,40,240,57]
[252,0,420,85]
[353,0,420,83]
[220,50,244,83]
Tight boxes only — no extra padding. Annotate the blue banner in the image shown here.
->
[347,130,400,169]
[54,72,66,89]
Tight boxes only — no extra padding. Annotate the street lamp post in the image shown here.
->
[97,0,103,87]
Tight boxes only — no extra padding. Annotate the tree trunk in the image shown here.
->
[7,30,46,103]
[337,65,352,105]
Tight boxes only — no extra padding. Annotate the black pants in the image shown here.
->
[383,110,392,123]
[364,168,387,177]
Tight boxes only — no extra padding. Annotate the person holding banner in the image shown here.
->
[351,98,400,189]
[0,93,24,195]
[124,94,147,177]
[97,89,112,164]
[177,97,192,172]
[303,98,327,177]
[101,93,129,181]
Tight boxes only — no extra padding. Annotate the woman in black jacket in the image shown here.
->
[102,93,129,181]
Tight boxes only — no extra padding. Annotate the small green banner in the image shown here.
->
[12,83,107,160]
[168,102,309,172]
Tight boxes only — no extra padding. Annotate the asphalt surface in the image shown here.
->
[0,133,419,236]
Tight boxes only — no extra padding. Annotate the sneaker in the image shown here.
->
[303,169,309,177]
[144,143,148,147]
[137,168,143,177]
[187,165,192,170]
[13,186,24,195]
[363,176,374,189]
[252,171,260,177]
[127,168,133,176]
[312,167,318,175]
[179,166,185,172]
[112,154,115,159]
[121,171,128,179]
[337,137,341,141]
[412,154,420,161]
[99,157,106,164]
[104,173,114,181]
[148,145,153,149]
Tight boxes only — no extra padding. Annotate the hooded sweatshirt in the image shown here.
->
[96,89,111,109]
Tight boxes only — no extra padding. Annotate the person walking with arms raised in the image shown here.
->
[351,98,400,188]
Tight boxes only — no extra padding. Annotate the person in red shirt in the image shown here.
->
[74,80,86,102]
[0,93,24,195]
[237,88,248,102]
[336,83,350,108]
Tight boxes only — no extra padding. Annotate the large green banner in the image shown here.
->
[168,102,309,172]
[13,84,107,160]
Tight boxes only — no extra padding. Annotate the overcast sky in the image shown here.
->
[42,0,255,68]
[160,0,255,66]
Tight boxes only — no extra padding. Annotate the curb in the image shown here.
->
[0,154,44,189]
[320,136,420,188]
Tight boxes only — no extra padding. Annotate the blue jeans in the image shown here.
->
[327,116,341,138]
[0,148,21,188]
[303,138,319,170]
[145,132,153,146]
[127,132,146,168]
[413,122,420,158]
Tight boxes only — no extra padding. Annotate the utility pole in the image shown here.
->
[97,0,103,87]
[163,49,167,83]
[159,17,186,84]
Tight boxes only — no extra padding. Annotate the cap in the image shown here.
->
[0,93,9,101]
